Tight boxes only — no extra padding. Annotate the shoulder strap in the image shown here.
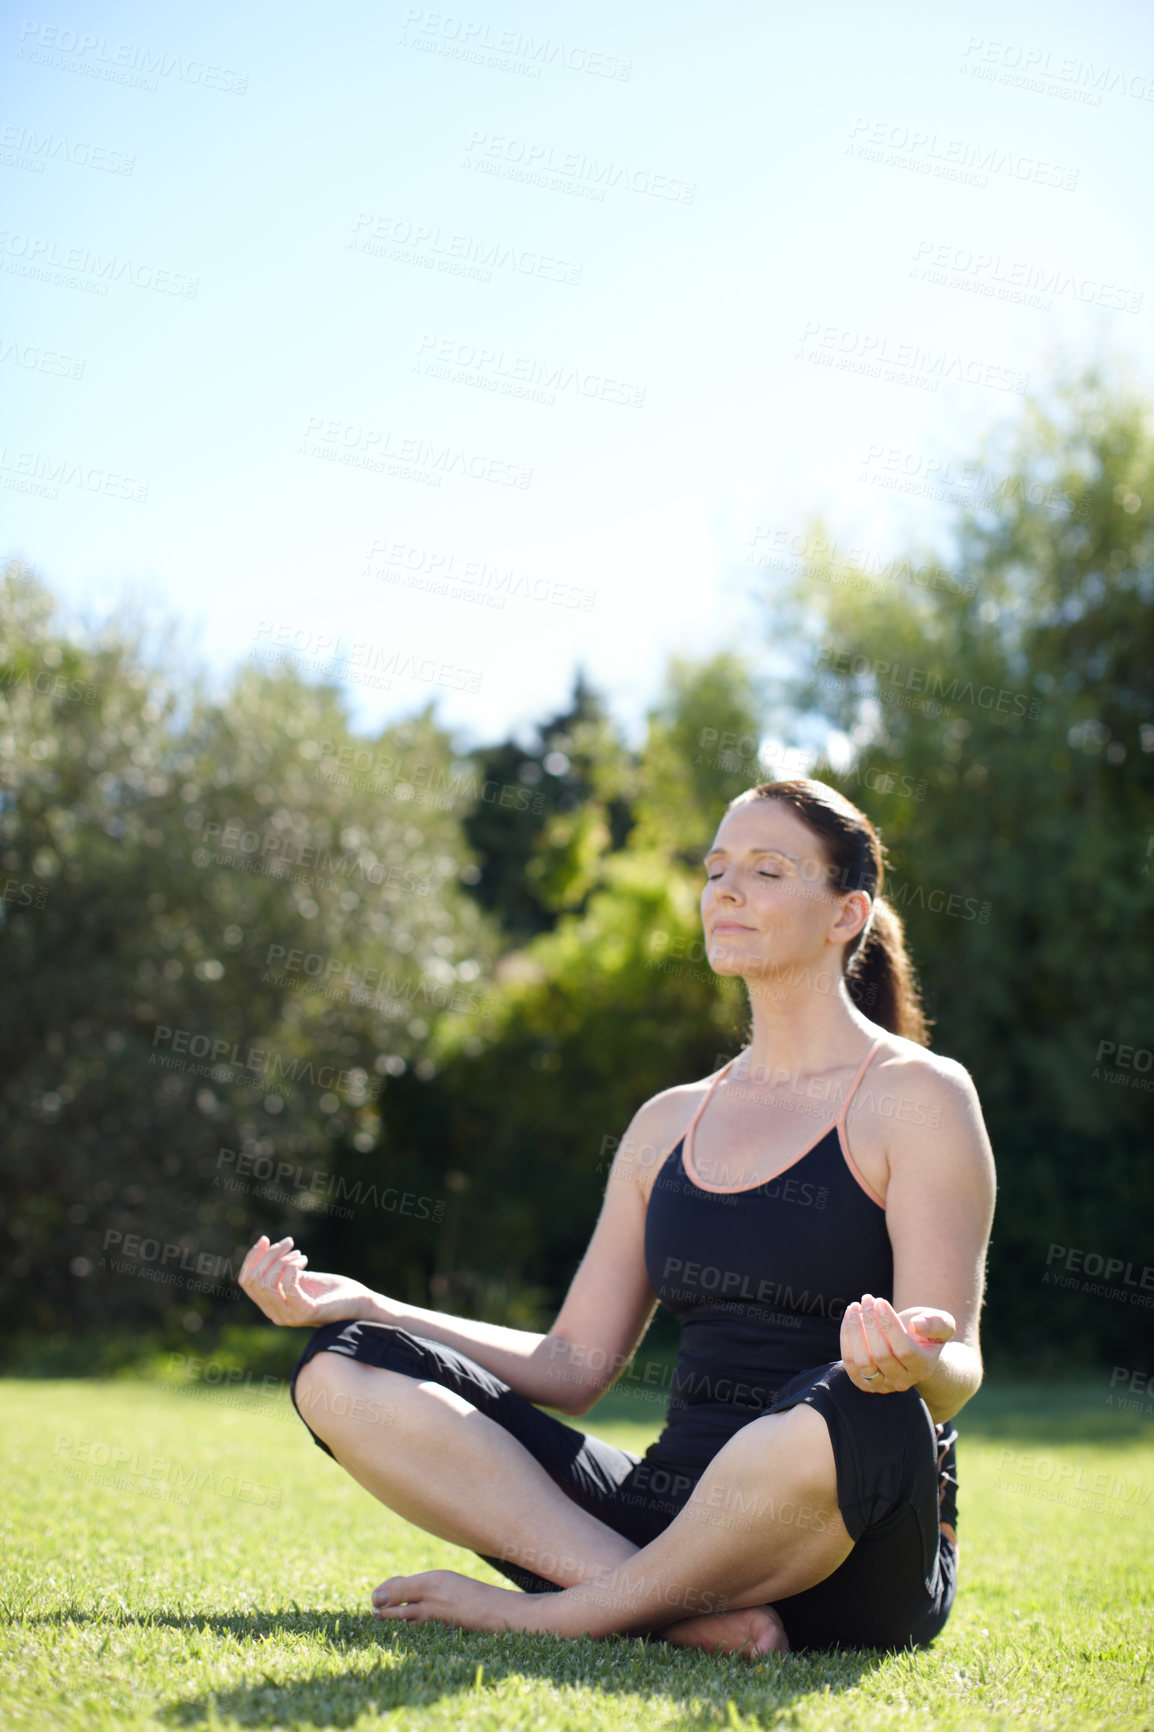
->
[836,1036,884,1123]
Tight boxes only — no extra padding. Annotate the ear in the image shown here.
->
[829,890,871,945]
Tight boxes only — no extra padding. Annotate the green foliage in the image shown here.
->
[380,658,768,1324]
[630,653,768,861]
[765,369,1154,1365]
[0,567,497,1343]
[2,372,1150,1374]
[460,672,635,942]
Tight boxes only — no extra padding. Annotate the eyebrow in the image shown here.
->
[703,847,801,865]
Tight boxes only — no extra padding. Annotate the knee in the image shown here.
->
[293,1351,396,1442]
[728,1404,840,1504]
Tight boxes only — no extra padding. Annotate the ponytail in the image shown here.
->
[844,894,931,1046]
[727,779,933,1047]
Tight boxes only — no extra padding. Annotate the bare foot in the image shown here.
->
[657,1602,790,1660]
[370,1570,789,1660]
[372,1569,539,1635]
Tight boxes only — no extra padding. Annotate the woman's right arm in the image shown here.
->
[238,1089,691,1415]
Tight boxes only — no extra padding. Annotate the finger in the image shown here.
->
[268,1252,306,1301]
[239,1236,271,1283]
[907,1308,956,1345]
[861,1296,912,1380]
[249,1240,291,1285]
[281,1261,307,1308]
[254,1239,297,1287]
[850,1295,896,1384]
[842,1301,879,1385]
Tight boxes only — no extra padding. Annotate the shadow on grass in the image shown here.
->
[29,1605,884,1727]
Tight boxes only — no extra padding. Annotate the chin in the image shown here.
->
[707,942,754,974]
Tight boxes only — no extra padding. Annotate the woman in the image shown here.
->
[240,778,995,1659]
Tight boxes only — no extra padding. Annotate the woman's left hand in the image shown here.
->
[841,1294,955,1393]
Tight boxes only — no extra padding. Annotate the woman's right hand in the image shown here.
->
[238,1235,378,1328]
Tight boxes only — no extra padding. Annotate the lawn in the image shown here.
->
[1,1368,1150,1731]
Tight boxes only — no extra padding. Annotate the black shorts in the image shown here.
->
[289,1321,958,1653]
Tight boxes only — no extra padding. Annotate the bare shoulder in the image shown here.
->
[876,1035,986,1110]
[611,1071,720,1202]
[862,1032,996,1177]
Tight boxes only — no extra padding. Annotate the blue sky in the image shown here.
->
[2,0,1152,750]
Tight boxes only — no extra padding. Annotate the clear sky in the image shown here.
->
[2,0,1152,750]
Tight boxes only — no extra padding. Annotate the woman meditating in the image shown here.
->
[239,778,995,1658]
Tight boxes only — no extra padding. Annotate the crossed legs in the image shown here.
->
[294,1349,855,1657]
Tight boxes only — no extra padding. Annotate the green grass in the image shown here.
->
[1,1373,1150,1730]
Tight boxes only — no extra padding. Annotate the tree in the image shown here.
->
[380,655,769,1324]
[757,370,1154,1366]
[0,566,497,1345]
[460,671,635,942]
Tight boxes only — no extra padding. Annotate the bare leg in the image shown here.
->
[295,1351,790,1656]
[372,1404,855,1654]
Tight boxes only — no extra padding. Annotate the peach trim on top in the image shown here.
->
[681,1036,888,1210]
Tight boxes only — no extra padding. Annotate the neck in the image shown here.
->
[736,965,878,1081]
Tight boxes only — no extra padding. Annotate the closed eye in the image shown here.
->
[706,870,781,880]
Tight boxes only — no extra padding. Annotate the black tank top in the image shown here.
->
[641,1036,892,1474]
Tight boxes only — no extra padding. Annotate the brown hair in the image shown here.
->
[726,778,932,1046]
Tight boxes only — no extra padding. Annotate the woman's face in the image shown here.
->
[699,799,869,981]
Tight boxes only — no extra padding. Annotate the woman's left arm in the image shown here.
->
[840,1057,997,1426]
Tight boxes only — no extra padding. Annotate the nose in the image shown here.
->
[711,869,741,901]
